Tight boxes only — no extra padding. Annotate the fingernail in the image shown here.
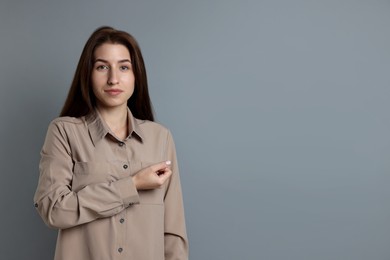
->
[166,160,171,165]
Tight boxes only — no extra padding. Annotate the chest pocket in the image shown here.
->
[72,161,117,192]
[131,161,165,205]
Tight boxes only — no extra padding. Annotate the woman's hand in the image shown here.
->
[132,161,172,190]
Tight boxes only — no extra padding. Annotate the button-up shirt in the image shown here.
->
[34,109,188,260]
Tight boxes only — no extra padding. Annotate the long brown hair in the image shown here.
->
[60,26,154,121]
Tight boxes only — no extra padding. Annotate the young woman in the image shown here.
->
[34,26,188,260]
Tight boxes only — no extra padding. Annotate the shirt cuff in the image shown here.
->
[113,176,140,207]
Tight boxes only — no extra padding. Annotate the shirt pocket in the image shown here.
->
[72,161,118,192]
[131,161,165,205]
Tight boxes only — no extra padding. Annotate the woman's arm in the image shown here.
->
[164,131,189,260]
[33,120,140,229]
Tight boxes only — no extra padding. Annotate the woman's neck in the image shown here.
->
[97,106,128,140]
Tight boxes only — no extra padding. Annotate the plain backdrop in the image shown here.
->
[1,0,390,259]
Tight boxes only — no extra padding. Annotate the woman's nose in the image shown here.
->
[107,69,119,85]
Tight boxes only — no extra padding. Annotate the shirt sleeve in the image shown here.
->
[33,120,140,229]
[164,131,189,260]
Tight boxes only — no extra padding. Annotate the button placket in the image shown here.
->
[114,138,129,255]
[116,212,126,256]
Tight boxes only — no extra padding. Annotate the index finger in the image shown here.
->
[150,160,171,172]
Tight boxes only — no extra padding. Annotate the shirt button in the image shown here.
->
[34,203,38,208]
[119,142,124,147]
[120,218,125,223]
[118,248,123,253]
[123,164,128,169]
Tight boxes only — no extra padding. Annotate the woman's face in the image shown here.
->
[91,43,135,111]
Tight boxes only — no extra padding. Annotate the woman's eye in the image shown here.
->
[120,65,130,71]
[96,65,109,70]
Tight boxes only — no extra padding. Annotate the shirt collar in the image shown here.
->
[85,108,143,146]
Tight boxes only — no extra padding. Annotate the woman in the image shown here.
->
[34,26,188,260]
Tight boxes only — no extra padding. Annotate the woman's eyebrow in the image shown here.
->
[94,58,108,63]
[94,58,131,63]
[118,59,132,63]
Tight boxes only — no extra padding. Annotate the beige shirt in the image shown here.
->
[34,109,188,260]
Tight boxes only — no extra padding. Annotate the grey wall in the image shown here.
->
[1,0,390,259]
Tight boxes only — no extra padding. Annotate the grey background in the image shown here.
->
[1,0,389,259]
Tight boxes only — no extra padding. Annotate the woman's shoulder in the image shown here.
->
[135,118,171,135]
[48,116,85,128]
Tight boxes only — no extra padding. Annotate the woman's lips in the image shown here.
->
[104,89,123,96]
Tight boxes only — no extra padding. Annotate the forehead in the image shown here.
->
[94,43,131,60]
